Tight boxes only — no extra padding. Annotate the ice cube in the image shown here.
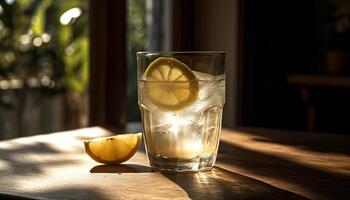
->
[153,121,203,159]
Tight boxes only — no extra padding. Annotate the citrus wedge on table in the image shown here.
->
[84,133,142,164]
[143,57,199,111]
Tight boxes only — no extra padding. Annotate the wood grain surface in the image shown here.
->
[0,127,349,200]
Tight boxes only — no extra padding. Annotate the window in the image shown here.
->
[0,0,89,139]
[0,0,238,138]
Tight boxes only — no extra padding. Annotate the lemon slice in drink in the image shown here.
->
[84,133,142,164]
[144,57,199,111]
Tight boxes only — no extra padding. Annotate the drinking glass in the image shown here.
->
[137,51,225,172]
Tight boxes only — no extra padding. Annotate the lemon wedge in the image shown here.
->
[143,57,199,111]
[84,133,142,164]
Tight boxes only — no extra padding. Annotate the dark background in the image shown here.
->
[238,0,350,134]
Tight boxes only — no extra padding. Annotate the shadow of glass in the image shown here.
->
[161,167,306,200]
[90,164,154,173]
[218,140,350,199]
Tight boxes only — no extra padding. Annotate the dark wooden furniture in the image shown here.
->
[0,127,349,199]
[89,0,127,128]
[288,74,350,132]
[288,74,350,88]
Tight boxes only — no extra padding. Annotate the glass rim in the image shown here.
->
[137,51,225,56]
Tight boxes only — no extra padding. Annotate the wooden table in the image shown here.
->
[0,127,349,200]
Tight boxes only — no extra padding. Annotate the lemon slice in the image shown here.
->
[84,133,142,164]
[144,57,199,111]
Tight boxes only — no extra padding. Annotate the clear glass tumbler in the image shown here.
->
[137,51,225,172]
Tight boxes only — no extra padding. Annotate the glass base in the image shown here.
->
[148,154,216,172]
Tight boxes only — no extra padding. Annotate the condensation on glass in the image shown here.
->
[137,51,225,172]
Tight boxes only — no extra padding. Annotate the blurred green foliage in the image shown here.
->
[0,0,146,121]
[127,0,147,121]
[0,0,88,93]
